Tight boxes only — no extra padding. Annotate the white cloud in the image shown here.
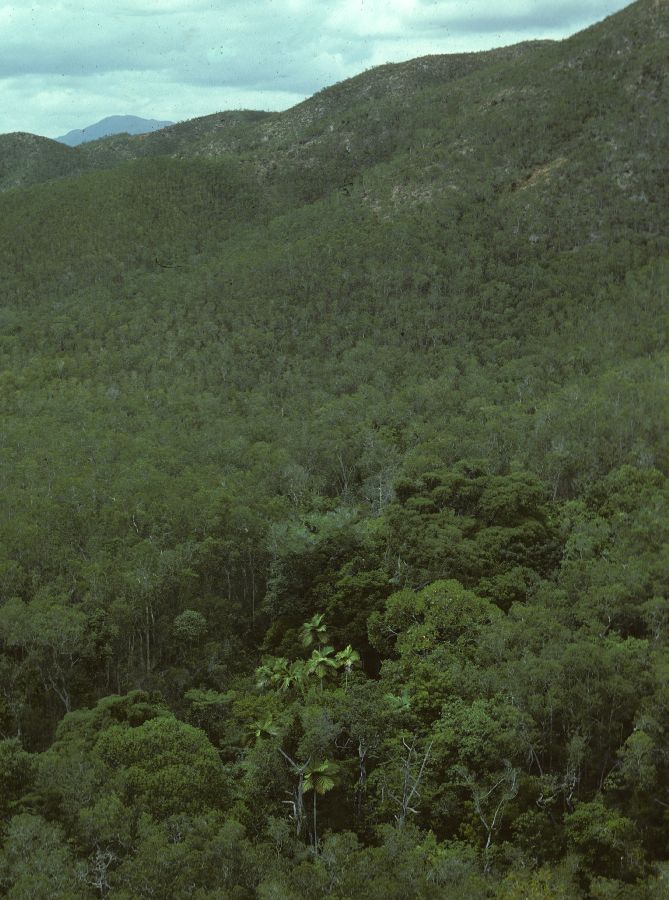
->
[0,0,631,138]
[327,0,413,37]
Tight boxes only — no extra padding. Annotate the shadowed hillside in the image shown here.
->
[0,133,79,192]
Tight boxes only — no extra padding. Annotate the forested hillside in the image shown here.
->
[0,0,668,895]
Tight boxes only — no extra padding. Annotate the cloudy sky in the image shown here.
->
[2,0,631,139]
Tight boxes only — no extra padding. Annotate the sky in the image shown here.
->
[1,0,633,139]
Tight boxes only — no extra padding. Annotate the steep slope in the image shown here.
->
[1,0,665,197]
[0,43,558,195]
[1,0,665,297]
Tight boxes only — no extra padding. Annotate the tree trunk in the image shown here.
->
[313,793,318,851]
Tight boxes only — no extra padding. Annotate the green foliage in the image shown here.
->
[0,814,84,898]
[0,741,34,823]
[172,609,208,644]
[300,613,329,648]
[565,797,647,884]
[94,715,230,818]
[386,464,559,590]
[304,759,338,797]
[110,813,256,897]
[0,1,668,893]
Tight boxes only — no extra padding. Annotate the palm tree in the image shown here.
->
[255,656,290,691]
[384,688,412,716]
[335,644,361,689]
[303,759,338,850]
[246,716,278,744]
[256,656,308,694]
[306,646,338,690]
[300,612,328,648]
[287,659,307,694]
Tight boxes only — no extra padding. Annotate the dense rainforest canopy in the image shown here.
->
[0,0,668,895]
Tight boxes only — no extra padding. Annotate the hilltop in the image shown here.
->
[0,132,79,192]
[0,0,666,198]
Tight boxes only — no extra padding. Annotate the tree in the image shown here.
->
[335,644,361,689]
[0,814,84,898]
[256,656,291,692]
[300,612,329,649]
[306,646,339,690]
[372,735,434,830]
[565,796,646,885]
[0,739,34,821]
[247,716,279,744]
[460,762,519,873]
[94,715,230,819]
[303,759,338,850]
[172,609,208,644]
[0,596,92,715]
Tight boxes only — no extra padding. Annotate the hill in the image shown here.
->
[0,1,667,895]
[56,115,174,147]
[0,132,79,192]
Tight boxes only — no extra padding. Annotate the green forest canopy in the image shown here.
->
[0,0,668,895]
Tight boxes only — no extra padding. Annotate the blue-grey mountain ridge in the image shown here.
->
[56,115,173,146]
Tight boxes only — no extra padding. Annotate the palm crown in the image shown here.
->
[300,612,329,648]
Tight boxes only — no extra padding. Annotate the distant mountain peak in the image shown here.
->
[56,115,174,147]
